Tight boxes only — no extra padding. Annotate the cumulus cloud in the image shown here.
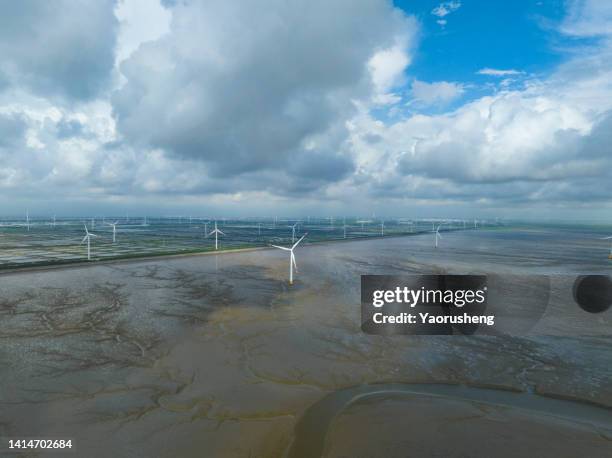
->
[347,51,612,208]
[0,0,118,101]
[0,0,611,217]
[112,0,414,186]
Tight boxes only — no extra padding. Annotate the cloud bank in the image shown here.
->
[0,0,611,219]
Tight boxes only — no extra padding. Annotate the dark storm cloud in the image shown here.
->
[111,0,409,186]
[0,0,118,100]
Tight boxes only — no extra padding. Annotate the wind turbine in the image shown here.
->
[432,224,443,248]
[81,224,97,260]
[203,222,209,237]
[602,236,612,259]
[343,223,347,239]
[271,234,307,285]
[290,222,299,243]
[380,221,385,236]
[26,210,30,231]
[107,221,119,243]
[209,221,224,250]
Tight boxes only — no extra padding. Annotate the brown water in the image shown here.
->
[0,231,611,457]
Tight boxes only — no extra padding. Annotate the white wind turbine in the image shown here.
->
[601,235,612,258]
[26,210,30,231]
[209,221,225,250]
[81,224,97,260]
[106,221,119,243]
[271,234,307,285]
[290,222,299,243]
[432,224,443,248]
[380,220,385,236]
[204,222,209,237]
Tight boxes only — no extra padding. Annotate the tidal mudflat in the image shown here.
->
[1,229,611,457]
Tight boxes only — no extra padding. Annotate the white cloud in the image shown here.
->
[368,35,413,104]
[431,1,461,18]
[114,0,171,65]
[560,0,612,37]
[1,0,612,218]
[477,68,525,77]
[411,80,464,106]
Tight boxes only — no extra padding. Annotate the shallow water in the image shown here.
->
[0,229,610,457]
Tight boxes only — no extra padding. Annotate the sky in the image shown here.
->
[0,0,611,220]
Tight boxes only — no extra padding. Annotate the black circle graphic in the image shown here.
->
[572,275,612,314]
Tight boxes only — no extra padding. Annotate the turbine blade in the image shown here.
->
[292,233,307,249]
[81,235,88,244]
[271,245,291,251]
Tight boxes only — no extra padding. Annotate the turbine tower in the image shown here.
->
[432,224,443,248]
[271,234,307,285]
[290,222,299,243]
[26,210,30,231]
[106,221,119,243]
[81,224,97,261]
[209,221,225,250]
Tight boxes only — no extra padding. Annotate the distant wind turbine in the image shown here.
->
[209,221,225,250]
[380,221,385,236]
[432,224,443,248]
[26,210,30,231]
[271,234,307,285]
[204,222,209,237]
[106,221,119,243]
[81,224,97,260]
[290,222,299,243]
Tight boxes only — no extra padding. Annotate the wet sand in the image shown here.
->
[0,231,611,457]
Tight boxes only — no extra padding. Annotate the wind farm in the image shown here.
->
[0,215,499,270]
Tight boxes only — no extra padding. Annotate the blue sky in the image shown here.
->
[0,0,611,220]
[385,0,582,115]
[398,0,569,79]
